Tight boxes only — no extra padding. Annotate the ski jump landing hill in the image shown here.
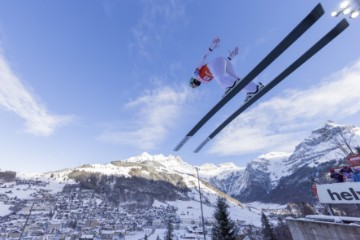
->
[287,215,360,240]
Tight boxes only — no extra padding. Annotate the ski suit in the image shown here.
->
[193,48,257,92]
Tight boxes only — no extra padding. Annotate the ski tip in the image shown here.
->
[194,137,211,153]
[310,3,325,19]
[173,136,191,151]
[336,18,349,30]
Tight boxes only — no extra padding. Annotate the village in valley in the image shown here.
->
[0,177,220,240]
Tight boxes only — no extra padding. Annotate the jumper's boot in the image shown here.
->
[244,82,265,102]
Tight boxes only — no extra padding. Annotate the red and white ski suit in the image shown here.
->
[193,49,257,92]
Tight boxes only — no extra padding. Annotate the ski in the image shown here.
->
[194,19,349,153]
[174,3,324,151]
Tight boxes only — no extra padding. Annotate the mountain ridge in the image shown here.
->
[3,121,360,207]
[210,121,360,204]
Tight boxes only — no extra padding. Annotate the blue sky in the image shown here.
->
[1,0,360,172]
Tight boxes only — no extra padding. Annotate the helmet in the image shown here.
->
[189,77,201,88]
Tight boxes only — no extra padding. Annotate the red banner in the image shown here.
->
[347,154,360,167]
[312,184,318,199]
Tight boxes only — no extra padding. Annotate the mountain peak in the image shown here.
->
[312,121,359,135]
[126,152,163,163]
[139,152,153,159]
[258,152,292,160]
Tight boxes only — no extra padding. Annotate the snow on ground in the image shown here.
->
[246,201,288,215]
[245,202,289,225]
[8,172,69,197]
[0,182,36,199]
[153,200,168,208]
[0,159,290,233]
[0,202,12,217]
[129,227,207,240]
[0,172,69,216]
[129,228,168,240]
[40,162,137,179]
[126,153,196,175]
[170,199,215,220]
[75,163,133,177]
[167,196,264,227]
[199,162,244,180]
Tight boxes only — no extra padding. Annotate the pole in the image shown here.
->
[326,203,335,216]
[195,167,206,240]
[19,200,36,239]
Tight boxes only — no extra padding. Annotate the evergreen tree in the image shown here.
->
[261,211,276,240]
[286,204,296,217]
[165,220,174,240]
[356,146,360,154]
[273,217,292,240]
[212,197,237,240]
[299,201,315,216]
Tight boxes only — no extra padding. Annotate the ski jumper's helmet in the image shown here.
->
[189,77,201,88]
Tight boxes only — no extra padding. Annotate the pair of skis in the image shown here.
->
[174,3,349,153]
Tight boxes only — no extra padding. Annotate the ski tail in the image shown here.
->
[194,19,349,153]
[194,137,211,153]
[173,3,324,152]
[174,136,191,152]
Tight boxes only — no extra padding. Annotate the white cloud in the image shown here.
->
[129,0,186,60]
[210,59,360,156]
[0,53,73,136]
[98,86,191,149]
[103,0,114,18]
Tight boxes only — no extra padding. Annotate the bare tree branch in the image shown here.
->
[327,126,355,157]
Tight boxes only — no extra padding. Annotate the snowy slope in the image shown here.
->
[0,172,69,218]
[0,154,272,227]
[199,162,244,180]
[212,121,360,203]
[249,152,292,187]
[2,121,360,225]
[28,121,360,206]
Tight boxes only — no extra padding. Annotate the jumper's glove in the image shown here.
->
[228,47,239,60]
[209,37,220,51]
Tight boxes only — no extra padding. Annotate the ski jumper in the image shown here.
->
[193,49,257,92]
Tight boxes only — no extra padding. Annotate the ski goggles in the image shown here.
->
[189,77,201,88]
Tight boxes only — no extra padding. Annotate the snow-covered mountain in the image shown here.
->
[40,152,247,208]
[210,121,360,204]
[44,152,243,187]
[0,153,267,228]
[35,121,360,206]
[2,121,360,229]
